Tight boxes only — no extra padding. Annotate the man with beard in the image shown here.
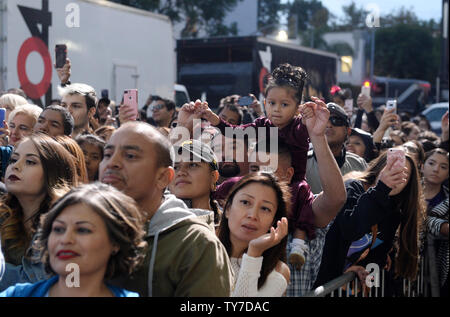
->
[306,103,367,194]
[56,59,98,138]
[151,98,176,128]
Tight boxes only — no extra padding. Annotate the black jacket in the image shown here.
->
[313,179,401,287]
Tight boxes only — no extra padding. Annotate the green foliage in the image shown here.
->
[326,1,441,82]
[257,0,284,36]
[285,0,330,49]
[374,23,440,82]
[109,0,242,38]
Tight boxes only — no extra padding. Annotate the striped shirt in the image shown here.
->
[426,198,449,287]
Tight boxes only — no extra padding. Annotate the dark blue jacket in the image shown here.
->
[313,179,400,287]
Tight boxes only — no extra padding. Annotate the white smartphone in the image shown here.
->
[386,100,397,114]
[344,99,353,114]
[361,85,371,97]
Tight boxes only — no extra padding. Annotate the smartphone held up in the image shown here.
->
[387,147,406,171]
[361,84,371,98]
[123,89,139,121]
[0,108,5,133]
[238,95,253,107]
[55,44,67,68]
[386,100,397,114]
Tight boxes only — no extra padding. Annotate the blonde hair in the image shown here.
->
[0,94,28,119]
[8,104,42,125]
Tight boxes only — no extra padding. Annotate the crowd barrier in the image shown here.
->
[305,234,445,297]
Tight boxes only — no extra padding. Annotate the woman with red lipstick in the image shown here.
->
[218,172,291,297]
[0,183,146,297]
[0,134,78,267]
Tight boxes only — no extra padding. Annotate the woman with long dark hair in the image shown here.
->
[218,172,290,296]
[0,134,79,266]
[314,148,426,287]
[422,148,449,212]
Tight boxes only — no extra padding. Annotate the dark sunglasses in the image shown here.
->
[329,116,348,127]
[152,104,165,111]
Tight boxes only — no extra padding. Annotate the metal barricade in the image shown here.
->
[306,233,446,297]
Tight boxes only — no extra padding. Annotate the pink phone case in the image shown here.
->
[123,89,138,120]
[387,148,405,170]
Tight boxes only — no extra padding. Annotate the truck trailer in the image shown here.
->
[0,0,176,108]
[177,36,338,108]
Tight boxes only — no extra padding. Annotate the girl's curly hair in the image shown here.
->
[265,63,307,104]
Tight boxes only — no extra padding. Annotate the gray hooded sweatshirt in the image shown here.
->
[111,193,233,297]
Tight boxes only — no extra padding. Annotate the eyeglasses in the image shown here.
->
[152,104,165,111]
[329,116,348,127]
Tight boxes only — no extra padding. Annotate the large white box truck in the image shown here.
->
[0,0,177,108]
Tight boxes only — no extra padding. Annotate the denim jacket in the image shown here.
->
[0,234,48,292]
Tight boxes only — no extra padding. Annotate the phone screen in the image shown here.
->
[361,86,370,97]
[0,108,5,129]
[386,100,397,114]
[55,45,67,68]
[238,96,253,107]
[345,99,353,110]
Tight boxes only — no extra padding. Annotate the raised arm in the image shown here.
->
[301,97,346,227]
[372,108,398,144]
[337,160,408,241]
[56,58,71,86]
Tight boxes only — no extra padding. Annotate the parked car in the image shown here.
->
[421,102,449,135]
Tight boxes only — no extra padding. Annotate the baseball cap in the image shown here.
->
[350,128,377,162]
[327,102,350,126]
[174,139,218,170]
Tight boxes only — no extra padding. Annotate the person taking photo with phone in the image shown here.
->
[55,58,99,138]
[314,147,426,288]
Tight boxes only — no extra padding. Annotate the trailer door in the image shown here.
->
[113,63,139,103]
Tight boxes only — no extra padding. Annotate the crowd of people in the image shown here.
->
[0,58,448,297]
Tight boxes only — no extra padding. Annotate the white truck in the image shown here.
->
[0,0,178,108]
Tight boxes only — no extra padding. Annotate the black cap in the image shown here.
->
[350,128,377,162]
[174,140,218,170]
[327,102,350,126]
[98,97,111,106]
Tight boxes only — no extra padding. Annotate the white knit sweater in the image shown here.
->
[230,253,287,297]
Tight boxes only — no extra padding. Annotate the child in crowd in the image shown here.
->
[180,64,318,268]
[76,134,106,183]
